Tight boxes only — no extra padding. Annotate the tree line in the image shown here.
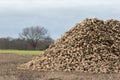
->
[0,26,54,50]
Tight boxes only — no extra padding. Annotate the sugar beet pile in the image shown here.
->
[19,18,120,73]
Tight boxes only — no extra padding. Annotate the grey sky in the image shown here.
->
[0,0,120,39]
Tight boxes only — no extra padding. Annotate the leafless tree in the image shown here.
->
[19,26,48,50]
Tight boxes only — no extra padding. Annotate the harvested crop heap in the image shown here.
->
[19,18,120,73]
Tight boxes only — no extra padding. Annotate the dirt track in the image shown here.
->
[0,54,119,80]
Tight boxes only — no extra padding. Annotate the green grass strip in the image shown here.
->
[0,50,44,55]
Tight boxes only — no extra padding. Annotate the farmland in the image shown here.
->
[0,50,43,55]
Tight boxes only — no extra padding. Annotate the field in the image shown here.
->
[0,50,119,80]
[0,50,43,55]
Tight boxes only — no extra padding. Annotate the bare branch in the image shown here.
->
[19,26,48,50]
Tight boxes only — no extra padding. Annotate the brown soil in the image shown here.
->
[0,54,120,80]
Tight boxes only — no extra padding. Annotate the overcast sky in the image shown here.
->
[0,0,120,40]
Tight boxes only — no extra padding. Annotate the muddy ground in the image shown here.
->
[0,53,119,80]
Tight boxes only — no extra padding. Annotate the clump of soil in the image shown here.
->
[19,18,120,73]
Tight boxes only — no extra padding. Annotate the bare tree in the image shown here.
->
[19,26,48,50]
